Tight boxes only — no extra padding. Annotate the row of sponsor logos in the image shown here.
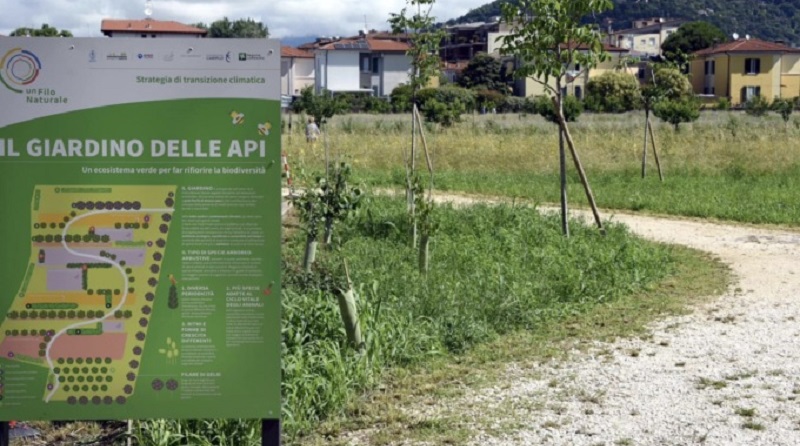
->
[90,50,266,63]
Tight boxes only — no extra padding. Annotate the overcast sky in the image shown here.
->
[0,0,490,39]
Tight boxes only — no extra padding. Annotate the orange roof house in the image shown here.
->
[690,37,800,105]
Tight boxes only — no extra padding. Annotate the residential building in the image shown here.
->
[606,18,683,57]
[281,46,315,97]
[101,19,207,38]
[312,32,412,96]
[440,19,510,63]
[516,44,631,98]
[690,37,800,105]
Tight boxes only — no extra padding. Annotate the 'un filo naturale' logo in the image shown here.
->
[0,48,42,93]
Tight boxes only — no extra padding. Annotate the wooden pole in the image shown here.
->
[414,104,435,194]
[552,98,604,233]
[641,109,649,178]
[648,118,664,182]
[559,126,569,237]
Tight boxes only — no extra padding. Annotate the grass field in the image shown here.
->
[24,110,759,445]
[284,111,800,226]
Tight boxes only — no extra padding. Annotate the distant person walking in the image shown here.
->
[306,117,320,144]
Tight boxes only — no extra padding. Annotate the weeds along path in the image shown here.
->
[366,192,800,446]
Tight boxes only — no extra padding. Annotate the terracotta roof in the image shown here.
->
[316,37,410,52]
[367,38,410,52]
[101,19,207,36]
[281,46,313,58]
[694,38,800,56]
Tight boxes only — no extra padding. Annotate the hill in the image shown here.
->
[447,0,800,45]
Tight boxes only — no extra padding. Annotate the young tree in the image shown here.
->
[390,0,445,246]
[500,0,611,235]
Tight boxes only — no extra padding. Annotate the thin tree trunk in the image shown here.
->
[647,118,664,182]
[324,125,330,180]
[552,97,604,233]
[323,218,333,245]
[559,122,569,237]
[641,109,649,179]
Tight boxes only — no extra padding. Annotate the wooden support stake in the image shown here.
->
[559,127,569,237]
[641,109,649,179]
[647,118,664,182]
[553,98,604,233]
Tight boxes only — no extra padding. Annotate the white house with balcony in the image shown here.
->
[313,33,411,96]
[281,46,315,97]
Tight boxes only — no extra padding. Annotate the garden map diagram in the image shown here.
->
[0,185,175,406]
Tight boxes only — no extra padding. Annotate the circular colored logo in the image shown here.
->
[0,48,42,93]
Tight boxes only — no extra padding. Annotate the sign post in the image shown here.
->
[0,37,281,439]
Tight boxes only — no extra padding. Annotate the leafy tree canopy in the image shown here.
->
[661,21,726,64]
[194,17,268,38]
[11,24,72,37]
[457,52,511,93]
[585,71,641,113]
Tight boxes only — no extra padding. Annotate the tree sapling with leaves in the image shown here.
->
[500,0,611,235]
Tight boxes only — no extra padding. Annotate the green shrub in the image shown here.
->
[534,95,583,123]
[744,95,770,117]
[475,89,506,111]
[585,72,641,113]
[390,84,413,113]
[422,98,465,126]
[715,97,731,111]
[653,97,701,130]
[417,86,476,113]
[770,98,792,123]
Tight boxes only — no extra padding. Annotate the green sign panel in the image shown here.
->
[0,38,281,420]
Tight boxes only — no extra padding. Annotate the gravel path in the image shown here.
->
[347,193,800,446]
[457,212,800,446]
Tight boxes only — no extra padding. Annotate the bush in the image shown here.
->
[417,86,476,113]
[533,95,582,123]
[653,97,700,130]
[651,67,693,101]
[770,98,793,123]
[715,97,731,111]
[390,84,413,113]
[474,89,506,112]
[422,98,466,127]
[744,95,770,117]
[585,72,641,113]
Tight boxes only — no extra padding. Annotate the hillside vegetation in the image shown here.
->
[448,0,800,45]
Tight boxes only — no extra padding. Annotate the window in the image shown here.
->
[141,34,147,38]
[574,63,581,72]
[745,58,760,75]
[640,38,646,46]
[360,54,370,73]
[705,60,716,75]
[648,37,656,46]
[703,87,709,94]
[574,86,582,99]
[741,86,761,102]
[372,57,380,74]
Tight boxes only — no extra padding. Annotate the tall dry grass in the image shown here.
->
[282,111,800,176]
